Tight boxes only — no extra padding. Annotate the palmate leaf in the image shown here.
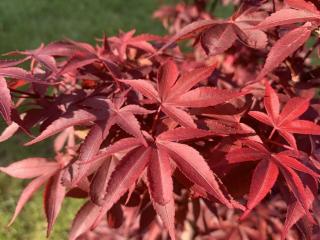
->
[199,20,267,55]
[65,99,152,186]
[226,140,319,227]
[19,50,58,73]
[256,23,315,81]
[2,2,320,239]
[12,41,76,70]
[73,127,234,238]
[57,37,119,76]
[249,82,320,149]
[121,61,245,128]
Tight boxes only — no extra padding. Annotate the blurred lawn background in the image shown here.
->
[0,0,232,239]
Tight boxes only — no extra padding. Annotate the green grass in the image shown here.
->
[0,0,166,239]
[0,0,166,53]
[0,122,85,239]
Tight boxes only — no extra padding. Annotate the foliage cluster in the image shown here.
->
[1,0,320,239]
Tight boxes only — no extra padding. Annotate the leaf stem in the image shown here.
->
[101,60,122,90]
[268,128,276,140]
[151,106,161,135]
[266,139,294,151]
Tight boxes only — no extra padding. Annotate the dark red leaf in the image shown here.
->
[25,109,102,146]
[200,23,237,56]
[147,147,173,205]
[161,141,232,207]
[69,201,101,240]
[93,147,152,227]
[241,159,279,219]
[175,87,246,108]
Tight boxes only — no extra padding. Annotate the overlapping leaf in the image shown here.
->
[67,127,235,239]
[0,156,65,231]
[1,1,320,239]
[249,82,320,149]
[120,60,246,128]
[64,96,153,186]
[159,9,268,56]
[226,140,319,225]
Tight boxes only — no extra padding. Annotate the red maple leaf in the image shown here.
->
[68,127,238,240]
[249,81,320,149]
[226,140,319,224]
[120,60,246,128]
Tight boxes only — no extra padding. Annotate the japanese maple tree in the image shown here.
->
[0,0,320,239]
